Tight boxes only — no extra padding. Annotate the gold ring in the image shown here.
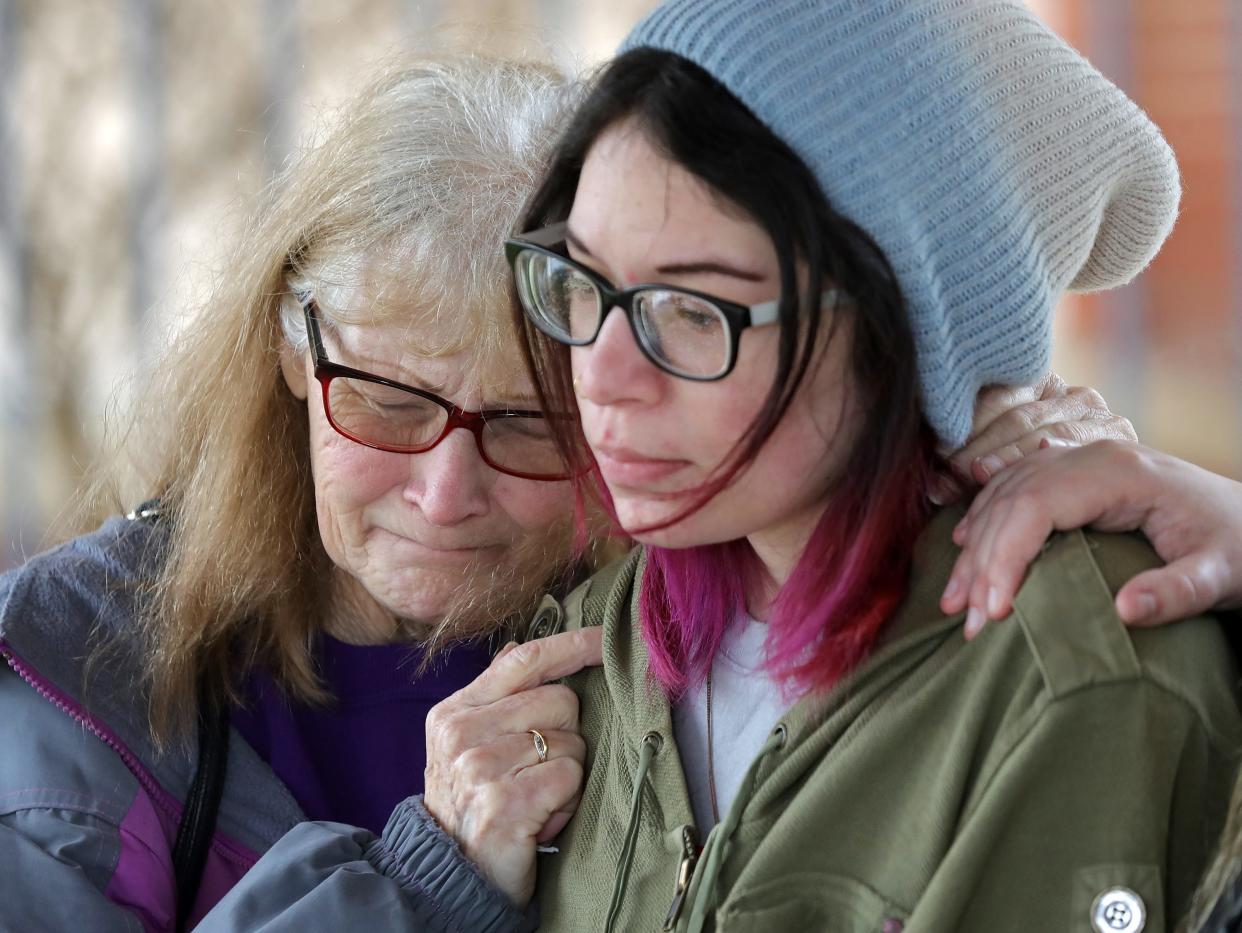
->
[528,729,549,763]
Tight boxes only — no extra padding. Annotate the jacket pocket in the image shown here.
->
[716,871,907,932]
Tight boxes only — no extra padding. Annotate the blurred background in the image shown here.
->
[0,0,1238,566]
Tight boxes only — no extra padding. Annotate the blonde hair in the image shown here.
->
[1180,775,1242,931]
[84,53,578,748]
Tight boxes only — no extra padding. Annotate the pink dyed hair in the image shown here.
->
[639,429,940,699]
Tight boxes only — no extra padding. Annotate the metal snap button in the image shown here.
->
[1091,887,1145,933]
[526,601,563,641]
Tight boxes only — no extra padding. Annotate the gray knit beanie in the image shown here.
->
[620,0,1180,445]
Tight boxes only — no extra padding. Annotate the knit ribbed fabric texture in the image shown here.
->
[621,0,1181,444]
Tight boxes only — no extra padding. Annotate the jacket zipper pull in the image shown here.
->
[663,825,700,931]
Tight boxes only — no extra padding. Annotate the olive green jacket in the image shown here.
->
[529,510,1242,932]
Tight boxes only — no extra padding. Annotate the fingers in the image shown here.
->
[964,415,1135,484]
[422,628,599,908]
[945,438,1242,644]
[968,382,1043,441]
[1116,552,1231,626]
[458,737,585,836]
[449,750,586,906]
[953,397,1082,478]
[945,492,1055,638]
[495,640,519,660]
[454,729,587,785]
[942,444,1116,634]
[537,807,578,845]
[951,447,1036,548]
[952,378,1133,483]
[514,752,585,803]
[513,754,586,842]
[1036,370,1069,399]
[433,683,581,757]
[426,725,586,844]
[458,627,604,706]
[928,472,968,507]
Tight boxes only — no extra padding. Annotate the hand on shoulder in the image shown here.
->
[422,628,603,906]
[933,372,1136,503]
[941,440,1242,638]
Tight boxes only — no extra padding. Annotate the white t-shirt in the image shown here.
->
[672,613,790,831]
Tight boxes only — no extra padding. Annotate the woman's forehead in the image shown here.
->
[308,251,537,400]
[330,314,537,406]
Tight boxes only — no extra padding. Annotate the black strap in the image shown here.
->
[125,498,232,930]
[172,681,231,931]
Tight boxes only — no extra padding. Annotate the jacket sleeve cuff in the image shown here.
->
[364,795,538,933]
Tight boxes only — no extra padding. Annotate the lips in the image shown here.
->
[377,528,493,559]
[592,444,692,488]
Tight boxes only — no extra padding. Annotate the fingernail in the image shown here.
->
[1127,593,1158,624]
[979,455,1005,478]
[986,586,1003,618]
[965,607,985,640]
[942,578,961,605]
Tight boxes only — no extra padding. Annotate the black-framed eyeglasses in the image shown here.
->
[506,222,839,381]
[299,297,570,482]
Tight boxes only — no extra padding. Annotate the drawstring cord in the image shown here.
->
[605,731,663,933]
[685,725,787,933]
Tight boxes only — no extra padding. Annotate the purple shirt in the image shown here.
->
[231,634,493,836]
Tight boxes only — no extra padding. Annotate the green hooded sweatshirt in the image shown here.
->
[526,510,1242,932]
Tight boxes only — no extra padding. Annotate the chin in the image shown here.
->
[622,513,735,550]
[373,563,546,640]
[373,582,454,626]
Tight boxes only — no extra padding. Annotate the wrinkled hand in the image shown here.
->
[941,440,1242,638]
[423,627,603,906]
[934,372,1136,503]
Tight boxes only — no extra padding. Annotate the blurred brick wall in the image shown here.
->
[1,0,1238,565]
[1035,0,1241,478]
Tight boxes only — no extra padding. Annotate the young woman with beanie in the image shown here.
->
[479,0,1242,929]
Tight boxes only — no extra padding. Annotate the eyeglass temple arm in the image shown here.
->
[297,294,331,361]
[747,288,841,326]
[516,221,569,248]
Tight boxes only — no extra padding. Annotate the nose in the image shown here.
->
[403,428,491,526]
[572,307,664,408]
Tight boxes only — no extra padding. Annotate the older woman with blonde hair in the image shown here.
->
[0,53,595,931]
[0,42,1139,933]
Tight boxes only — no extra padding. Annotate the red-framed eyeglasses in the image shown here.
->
[300,296,571,482]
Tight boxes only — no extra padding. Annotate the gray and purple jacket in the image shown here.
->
[0,515,528,932]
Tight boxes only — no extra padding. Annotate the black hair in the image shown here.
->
[516,48,931,511]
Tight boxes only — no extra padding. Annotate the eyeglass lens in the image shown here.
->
[513,249,732,378]
[324,375,565,478]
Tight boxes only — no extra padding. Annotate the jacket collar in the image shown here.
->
[596,508,969,815]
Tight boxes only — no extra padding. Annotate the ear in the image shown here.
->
[280,342,311,401]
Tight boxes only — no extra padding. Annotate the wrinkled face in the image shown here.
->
[566,119,861,570]
[282,287,574,631]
